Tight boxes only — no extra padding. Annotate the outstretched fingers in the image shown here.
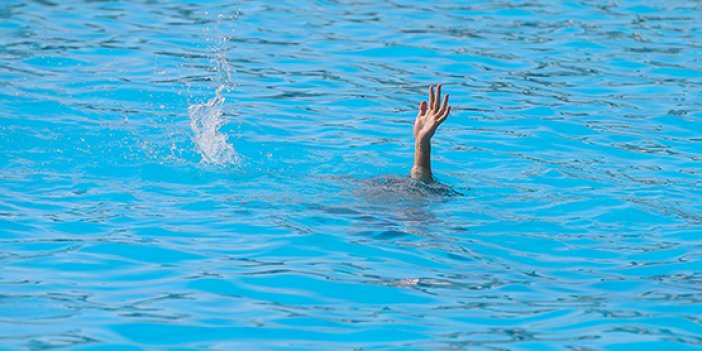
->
[423,84,451,124]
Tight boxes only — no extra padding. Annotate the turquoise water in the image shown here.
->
[1,0,702,350]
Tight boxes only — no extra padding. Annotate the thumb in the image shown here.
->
[418,101,427,116]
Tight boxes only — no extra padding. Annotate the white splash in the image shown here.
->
[187,85,239,166]
[186,12,240,166]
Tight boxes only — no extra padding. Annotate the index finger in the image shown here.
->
[428,85,435,110]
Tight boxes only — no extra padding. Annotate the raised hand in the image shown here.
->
[414,84,451,146]
[410,84,452,183]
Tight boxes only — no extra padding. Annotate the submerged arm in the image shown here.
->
[411,84,451,183]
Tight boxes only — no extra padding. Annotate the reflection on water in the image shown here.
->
[1,0,702,350]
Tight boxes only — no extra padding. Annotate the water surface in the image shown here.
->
[1,0,702,350]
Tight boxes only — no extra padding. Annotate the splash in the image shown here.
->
[186,12,239,166]
[187,85,239,166]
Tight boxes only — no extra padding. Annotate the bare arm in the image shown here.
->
[411,84,451,183]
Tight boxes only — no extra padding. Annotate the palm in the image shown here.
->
[414,85,450,144]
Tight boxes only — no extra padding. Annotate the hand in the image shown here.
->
[413,84,451,146]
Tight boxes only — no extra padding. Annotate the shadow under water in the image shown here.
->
[361,175,463,202]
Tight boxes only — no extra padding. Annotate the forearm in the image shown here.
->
[411,141,433,183]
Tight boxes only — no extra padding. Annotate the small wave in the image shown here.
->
[187,85,239,166]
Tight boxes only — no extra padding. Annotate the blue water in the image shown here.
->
[1,0,702,350]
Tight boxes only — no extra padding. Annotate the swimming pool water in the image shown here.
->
[1,1,701,350]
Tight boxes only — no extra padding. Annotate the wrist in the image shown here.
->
[415,140,430,149]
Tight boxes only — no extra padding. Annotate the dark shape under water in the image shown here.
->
[364,175,463,200]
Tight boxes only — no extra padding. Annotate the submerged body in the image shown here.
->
[411,84,451,183]
[367,175,461,199]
